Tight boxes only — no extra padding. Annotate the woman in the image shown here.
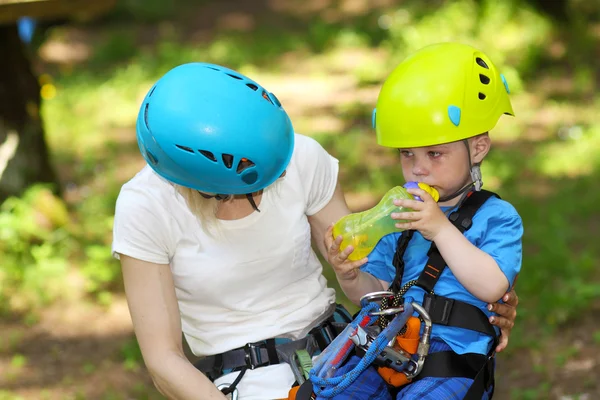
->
[112,62,518,400]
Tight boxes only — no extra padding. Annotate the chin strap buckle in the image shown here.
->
[470,165,483,191]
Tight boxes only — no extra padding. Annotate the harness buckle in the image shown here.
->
[243,342,268,370]
[217,383,239,400]
[423,294,454,326]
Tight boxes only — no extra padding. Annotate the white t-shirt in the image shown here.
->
[112,134,339,399]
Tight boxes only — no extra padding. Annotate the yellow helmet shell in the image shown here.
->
[374,42,514,148]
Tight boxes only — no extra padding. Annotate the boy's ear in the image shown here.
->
[470,133,491,164]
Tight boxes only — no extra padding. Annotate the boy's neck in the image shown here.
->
[438,197,462,208]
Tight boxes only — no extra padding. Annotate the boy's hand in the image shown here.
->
[324,224,368,282]
[391,187,451,241]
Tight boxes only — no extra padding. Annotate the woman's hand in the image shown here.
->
[324,224,368,282]
[487,287,519,353]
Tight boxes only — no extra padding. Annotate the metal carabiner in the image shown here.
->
[369,306,405,317]
[403,302,432,380]
[217,383,239,400]
[359,290,395,308]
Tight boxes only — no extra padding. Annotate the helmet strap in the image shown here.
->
[198,191,232,201]
[198,191,260,212]
[437,140,483,203]
[246,193,261,212]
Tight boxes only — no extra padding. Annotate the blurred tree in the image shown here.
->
[0,0,116,204]
[0,24,59,203]
[524,0,569,21]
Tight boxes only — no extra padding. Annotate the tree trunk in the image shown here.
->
[0,23,60,204]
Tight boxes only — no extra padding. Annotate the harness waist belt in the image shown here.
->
[194,321,347,381]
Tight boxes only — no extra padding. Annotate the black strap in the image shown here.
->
[422,293,497,337]
[390,230,415,292]
[415,190,498,292]
[413,331,498,399]
[195,306,352,381]
[221,366,248,395]
[412,350,495,400]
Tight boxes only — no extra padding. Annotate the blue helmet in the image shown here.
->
[136,63,295,195]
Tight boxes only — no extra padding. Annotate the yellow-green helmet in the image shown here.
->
[374,42,514,148]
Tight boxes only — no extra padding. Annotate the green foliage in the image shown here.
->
[1,6,599,400]
[0,186,72,314]
[121,336,144,371]
[32,0,600,344]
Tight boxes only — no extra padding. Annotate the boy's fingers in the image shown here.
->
[328,235,343,255]
[324,225,334,247]
[353,257,368,269]
[391,211,418,221]
[395,221,414,230]
[339,245,355,260]
[394,198,424,210]
[406,187,433,203]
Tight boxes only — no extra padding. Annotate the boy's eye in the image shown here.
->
[428,151,441,158]
[400,150,413,157]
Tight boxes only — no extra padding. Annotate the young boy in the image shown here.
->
[324,42,523,399]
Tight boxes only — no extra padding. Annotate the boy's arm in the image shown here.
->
[393,188,522,304]
[324,224,388,305]
[433,226,509,303]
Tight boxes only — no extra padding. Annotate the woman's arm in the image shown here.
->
[488,288,519,352]
[120,255,226,400]
[308,183,351,260]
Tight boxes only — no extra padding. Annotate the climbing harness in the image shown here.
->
[302,189,500,400]
[194,304,352,395]
[217,383,239,400]
[307,295,432,398]
[384,189,500,399]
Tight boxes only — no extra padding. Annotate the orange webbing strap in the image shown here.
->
[286,381,316,400]
[377,316,421,387]
[285,385,300,400]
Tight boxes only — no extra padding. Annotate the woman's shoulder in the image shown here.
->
[116,165,177,213]
[291,133,329,159]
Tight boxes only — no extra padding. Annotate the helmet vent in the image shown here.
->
[270,92,282,107]
[148,85,157,97]
[146,150,158,165]
[246,83,258,91]
[226,73,243,80]
[236,158,255,173]
[261,90,274,105]
[478,92,487,100]
[241,171,258,184]
[476,57,489,69]
[479,74,490,85]
[144,104,150,130]
[222,153,234,169]
[199,150,217,162]
[175,144,194,153]
[206,66,220,71]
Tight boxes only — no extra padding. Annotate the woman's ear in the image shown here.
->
[470,133,491,164]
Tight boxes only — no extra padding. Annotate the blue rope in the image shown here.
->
[309,300,415,398]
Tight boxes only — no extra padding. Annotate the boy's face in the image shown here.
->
[399,140,476,206]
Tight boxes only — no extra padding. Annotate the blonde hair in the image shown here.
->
[173,176,285,235]
[174,185,219,234]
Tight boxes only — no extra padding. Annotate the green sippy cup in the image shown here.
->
[332,182,439,261]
